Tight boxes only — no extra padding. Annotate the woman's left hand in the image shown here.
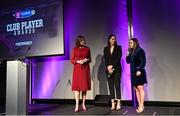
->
[82,58,88,63]
[136,71,141,76]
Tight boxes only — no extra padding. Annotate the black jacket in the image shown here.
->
[126,47,147,86]
[103,45,122,73]
[126,47,146,77]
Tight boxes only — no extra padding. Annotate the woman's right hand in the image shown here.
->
[126,48,131,56]
[126,51,130,56]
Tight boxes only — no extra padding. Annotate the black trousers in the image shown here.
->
[107,72,121,99]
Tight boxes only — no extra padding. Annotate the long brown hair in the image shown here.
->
[130,38,140,52]
[75,35,85,47]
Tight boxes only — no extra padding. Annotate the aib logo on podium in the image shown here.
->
[13,9,36,19]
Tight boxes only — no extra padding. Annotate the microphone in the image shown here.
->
[126,48,131,56]
[128,48,131,53]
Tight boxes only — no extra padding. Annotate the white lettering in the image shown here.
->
[7,19,44,36]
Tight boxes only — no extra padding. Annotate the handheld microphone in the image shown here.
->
[128,48,131,52]
[127,48,131,56]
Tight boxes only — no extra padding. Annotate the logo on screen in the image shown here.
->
[6,9,44,36]
[13,10,36,19]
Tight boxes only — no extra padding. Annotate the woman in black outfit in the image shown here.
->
[126,38,147,113]
[103,34,122,110]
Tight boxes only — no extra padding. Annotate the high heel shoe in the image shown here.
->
[74,109,79,113]
[82,105,87,111]
[82,107,87,111]
[74,107,79,113]
[116,99,121,110]
[111,99,116,110]
[136,106,140,112]
[136,109,139,112]
[136,106,145,113]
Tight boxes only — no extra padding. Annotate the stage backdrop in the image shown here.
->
[32,0,131,100]
[132,0,180,101]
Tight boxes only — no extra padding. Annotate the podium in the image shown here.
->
[6,60,28,115]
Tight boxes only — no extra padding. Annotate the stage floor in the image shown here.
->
[29,104,180,115]
[1,104,180,115]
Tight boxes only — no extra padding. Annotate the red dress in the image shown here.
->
[71,46,91,91]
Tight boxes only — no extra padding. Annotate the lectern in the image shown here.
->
[6,60,28,115]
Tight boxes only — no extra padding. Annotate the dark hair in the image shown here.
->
[130,38,140,52]
[107,34,117,47]
[75,35,85,47]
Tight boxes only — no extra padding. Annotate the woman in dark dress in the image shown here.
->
[103,34,122,110]
[70,36,91,112]
[126,38,147,113]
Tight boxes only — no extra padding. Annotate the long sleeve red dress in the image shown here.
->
[71,46,91,91]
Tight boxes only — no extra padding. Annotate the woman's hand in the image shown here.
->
[82,58,88,63]
[77,58,89,64]
[107,65,114,74]
[108,69,114,74]
[136,71,141,76]
[107,65,113,71]
[126,51,130,56]
[126,48,131,56]
[77,60,84,64]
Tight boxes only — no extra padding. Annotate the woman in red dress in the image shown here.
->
[70,36,91,112]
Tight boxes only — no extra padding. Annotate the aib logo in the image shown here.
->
[13,9,36,19]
